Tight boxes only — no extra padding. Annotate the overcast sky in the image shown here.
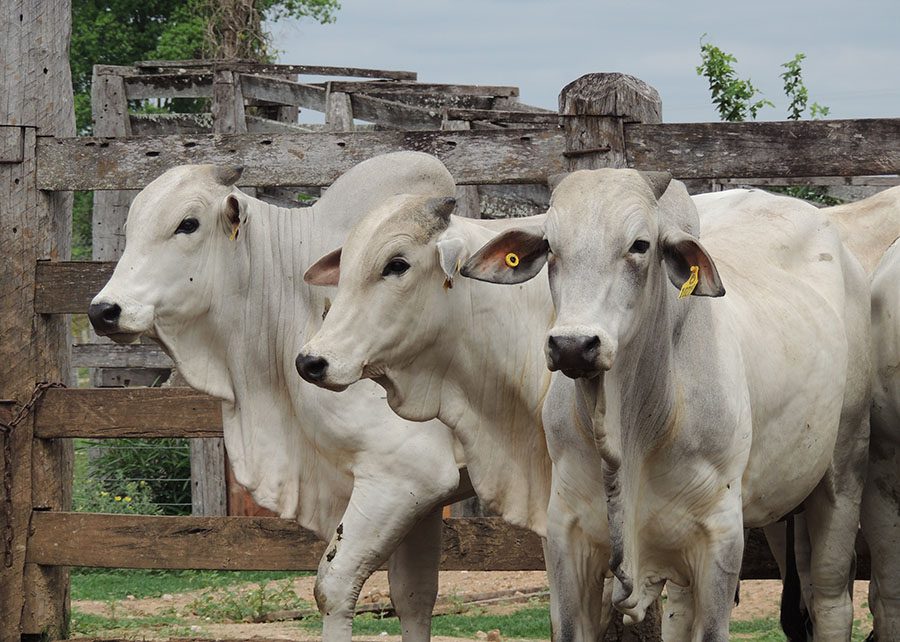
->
[272,0,899,124]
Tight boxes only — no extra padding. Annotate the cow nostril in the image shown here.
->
[584,336,600,352]
[296,353,329,383]
[88,302,122,333]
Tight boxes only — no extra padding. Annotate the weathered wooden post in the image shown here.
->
[0,1,75,639]
[558,72,664,642]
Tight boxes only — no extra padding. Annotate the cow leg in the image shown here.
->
[545,495,608,642]
[690,492,744,642]
[802,474,863,641]
[388,505,443,642]
[315,467,459,642]
[663,582,695,640]
[861,421,900,641]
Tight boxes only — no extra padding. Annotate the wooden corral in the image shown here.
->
[2,3,899,642]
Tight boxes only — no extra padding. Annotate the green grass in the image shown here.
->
[298,604,553,639]
[71,568,304,601]
[70,610,188,637]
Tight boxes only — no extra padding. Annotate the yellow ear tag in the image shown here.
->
[505,252,520,268]
[678,265,700,299]
[229,223,240,241]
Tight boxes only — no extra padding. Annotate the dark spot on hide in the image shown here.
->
[322,298,331,321]
[818,253,833,262]
[336,522,343,539]
[326,546,337,562]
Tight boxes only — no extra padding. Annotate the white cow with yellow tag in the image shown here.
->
[463,170,871,641]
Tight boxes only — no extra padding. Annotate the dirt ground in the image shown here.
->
[73,571,874,641]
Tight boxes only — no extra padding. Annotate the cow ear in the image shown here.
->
[436,235,467,288]
[661,230,725,297]
[639,171,672,201]
[305,247,342,286]
[460,226,549,285]
[221,193,247,240]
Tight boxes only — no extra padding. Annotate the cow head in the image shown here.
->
[295,194,464,417]
[462,169,724,379]
[88,165,249,398]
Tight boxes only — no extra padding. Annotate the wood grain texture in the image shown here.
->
[123,73,213,99]
[72,343,173,368]
[34,260,115,314]
[34,388,223,439]
[347,92,442,129]
[323,81,518,97]
[0,1,75,637]
[559,72,662,124]
[191,439,227,516]
[624,119,900,178]
[129,112,214,136]
[23,510,867,579]
[132,60,418,80]
[239,74,326,111]
[446,109,560,124]
[36,129,567,190]
[25,513,544,571]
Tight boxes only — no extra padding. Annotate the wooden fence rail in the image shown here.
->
[35,118,900,191]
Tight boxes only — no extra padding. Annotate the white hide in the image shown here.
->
[861,239,900,640]
[463,173,871,642]
[89,153,464,642]
[299,198,555,533]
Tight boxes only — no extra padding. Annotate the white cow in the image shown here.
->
[462,170,871,641]
[88,153,467,642]
[861,237,900,641]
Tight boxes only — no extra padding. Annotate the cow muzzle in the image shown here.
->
[546,328,617,379]
[295,352,350,392]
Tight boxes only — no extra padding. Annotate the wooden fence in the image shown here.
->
[2,7,899,642]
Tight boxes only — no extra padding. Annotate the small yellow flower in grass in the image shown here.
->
[114,496,122,502]
[99,491,109,497]
[124,496,132,502]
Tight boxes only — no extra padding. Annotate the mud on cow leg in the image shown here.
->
[314,470,457,642]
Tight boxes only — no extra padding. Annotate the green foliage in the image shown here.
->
[187,580,312,622]
[71,568,302,601]
[73,474,162,515]
[781,53,831,121]
[84,438,192,514]
[71,191,93,260]
[70,610,185,636]
[696,37,773,122]
[263,0,340,23]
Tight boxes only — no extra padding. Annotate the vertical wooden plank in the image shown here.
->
[559,73,662,172]
[190,438,227,516]
[91,69,137,261]
[325,83,354,132]
[441,118,481,219]
[212,70,247,135]
[558,73,663,642]
[0,1,75,639]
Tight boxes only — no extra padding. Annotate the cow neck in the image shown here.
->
[408,220,553,533]
[209,197,348,530]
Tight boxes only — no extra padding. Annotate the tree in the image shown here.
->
[696,39,838,204]
[696,37,773,122]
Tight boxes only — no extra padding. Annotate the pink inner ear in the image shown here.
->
[304,248,342,286]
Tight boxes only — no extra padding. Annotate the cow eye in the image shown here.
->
[381,257,410,277]
[629,239,650,254]
[175,217,200,235]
